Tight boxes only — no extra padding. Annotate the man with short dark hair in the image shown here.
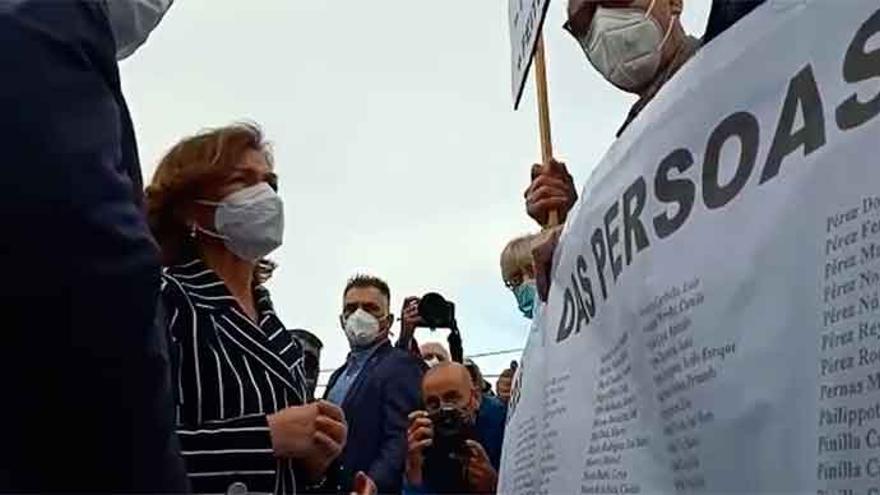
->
[325,275,424,493]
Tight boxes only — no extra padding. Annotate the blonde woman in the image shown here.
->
[500,230,559,319]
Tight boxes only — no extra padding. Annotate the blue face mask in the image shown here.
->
[513,281,537,319]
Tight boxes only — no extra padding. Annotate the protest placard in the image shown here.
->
[509,0,551,110]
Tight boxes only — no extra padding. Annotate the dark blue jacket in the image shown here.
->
[325,341,424,494]
[0,1,187,491]
[704,0,766,44]
[475,394,507,471]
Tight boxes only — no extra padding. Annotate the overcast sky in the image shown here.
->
[121,0,711,388]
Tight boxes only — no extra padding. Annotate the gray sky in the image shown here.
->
[121,0,711,388]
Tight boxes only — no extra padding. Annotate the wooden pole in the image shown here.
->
[534,34,558,228]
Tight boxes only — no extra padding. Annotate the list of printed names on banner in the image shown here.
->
[505,370,571,494]
[581,276,739,494]
[818,194,880,495]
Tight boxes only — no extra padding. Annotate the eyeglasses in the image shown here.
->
[505,273,530,291]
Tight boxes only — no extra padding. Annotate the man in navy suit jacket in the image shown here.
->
[326,275,424,493]
[0,1,187,491]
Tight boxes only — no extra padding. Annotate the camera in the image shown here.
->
[417,292,456,329]
[423,406,473,493]
[415,292,463,362]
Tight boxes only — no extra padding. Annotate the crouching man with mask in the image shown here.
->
[405,363,502,494]
[325,275,424,493]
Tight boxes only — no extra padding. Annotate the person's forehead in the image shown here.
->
[420,343,448,356]
[344,286,388,307]
[423,367,469,395]
[570,0,652,11]
[567,0,653,33]
[236,148,272,172]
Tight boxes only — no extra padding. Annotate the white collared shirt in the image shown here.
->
[104,0,174,59]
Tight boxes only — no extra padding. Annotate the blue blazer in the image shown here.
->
[325,341,424,494]
[0,1,187,491]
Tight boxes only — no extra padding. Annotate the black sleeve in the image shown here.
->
[703,0,766,44]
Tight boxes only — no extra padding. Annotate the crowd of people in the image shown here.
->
[0,0,765,493]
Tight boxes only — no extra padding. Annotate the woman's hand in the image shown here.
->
[268,400,347,479]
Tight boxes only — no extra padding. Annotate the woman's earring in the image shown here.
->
[189,223,197,239]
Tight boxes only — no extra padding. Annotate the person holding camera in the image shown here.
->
[325,275,424,493]
[405,362,502,494]
[398,293,463,363]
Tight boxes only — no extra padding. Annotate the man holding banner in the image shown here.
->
[524,0,771,298]
[501,2,880,495]
[565,0,699,137]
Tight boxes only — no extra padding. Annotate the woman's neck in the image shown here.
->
[199,243,258,320]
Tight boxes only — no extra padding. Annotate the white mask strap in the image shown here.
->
[659,13,677,50]
[193,223,227,241]
[644,0,675,50]
[645,0,658,18]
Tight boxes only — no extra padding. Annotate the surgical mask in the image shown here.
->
[105,0,174,60]
[344,309,383,348]
[513,281,537,319]
[579,0,675,91]
[196,182,284,262]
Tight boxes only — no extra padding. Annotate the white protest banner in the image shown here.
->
[499,1,880,493]
[509,0,551,110]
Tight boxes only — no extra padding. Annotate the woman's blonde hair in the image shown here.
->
[146,123,272,265]
[500,233,536,285]
[500,227,560,286]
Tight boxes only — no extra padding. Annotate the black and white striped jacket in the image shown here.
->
[161,258,309,494]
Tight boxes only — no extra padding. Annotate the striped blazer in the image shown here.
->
[161,258,310,494]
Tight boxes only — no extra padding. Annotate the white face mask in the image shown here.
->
[105,0,174,60]
[196,182,284,262]
[579,0,675,91]
[343,309,383,349]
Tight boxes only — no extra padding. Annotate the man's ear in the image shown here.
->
[470,386,481,409]
[379,313,394,333]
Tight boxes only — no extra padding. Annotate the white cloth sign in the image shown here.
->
[499,2,880,493]
[508,0,550,109]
